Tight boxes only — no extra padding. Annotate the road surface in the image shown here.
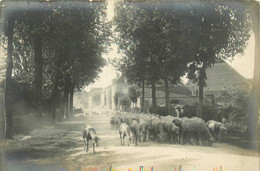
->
[0,111,259,171]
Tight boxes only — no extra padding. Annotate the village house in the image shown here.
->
[186,61,251,104]
[100,74,132,110]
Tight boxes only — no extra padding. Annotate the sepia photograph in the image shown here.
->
[0,0,259,170]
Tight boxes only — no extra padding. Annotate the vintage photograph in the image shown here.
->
[0,0,259,170]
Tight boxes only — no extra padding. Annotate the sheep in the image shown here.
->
[82,125,100,153]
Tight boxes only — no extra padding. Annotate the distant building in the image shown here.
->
[98,74,193,111]
[101,74,132,110]
[86,61,251,111]
[142,83,195,112]
[185,61,251,104]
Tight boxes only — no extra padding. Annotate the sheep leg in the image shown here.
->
[93,142,95,154]
[119,132,123,145]
[135,134,137,146]
[83,138,86,151]
[143,132,147,142]
[86,139,89,152]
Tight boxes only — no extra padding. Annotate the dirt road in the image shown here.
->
[0,112,259,171]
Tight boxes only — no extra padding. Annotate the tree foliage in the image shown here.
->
[0,2,110,121]
[216,90,250,132]
[128,86,140,104]
[113,1,252,114]
[119,94,131,111]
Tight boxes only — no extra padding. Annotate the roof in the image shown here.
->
[186,62,251,92]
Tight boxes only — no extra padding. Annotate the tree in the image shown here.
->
[113,50,148,112]
[114,2,252,118]
[184,3,252,117]
[119,95,131,112]
[128,86,141,106]
[114,2,191,114]
[216,90,250,132]
[1,1,110,136]
[4,16,14,139]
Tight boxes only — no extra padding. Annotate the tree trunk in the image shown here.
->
[63,76,69,119]
[197,62,206,118]
[51,52,62,123]
[247,3,259,147]
[198,83,204,104]
[4,17,14,139]
[69,84,74,117]
[151,80,157,113]
[52,82,58,123]
[197,84,204,118]
[34,34,43,118]
[0,85,4,140]
[164,74,170,115]
[141,79,145,113]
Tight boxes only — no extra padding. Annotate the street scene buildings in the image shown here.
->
[80,61,252,116]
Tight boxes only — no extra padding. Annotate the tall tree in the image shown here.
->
[4,16,14,139]
[114,2,190,113]
[185,2,252,117]
[33,34,43,118]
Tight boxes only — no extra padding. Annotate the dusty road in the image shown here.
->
[0,112,259,171]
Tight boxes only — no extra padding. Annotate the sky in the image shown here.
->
[225,34,255,79]
[85,1,255,92]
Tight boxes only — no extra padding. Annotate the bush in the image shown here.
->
[216,90,249,132]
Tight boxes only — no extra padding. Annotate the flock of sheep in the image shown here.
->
[110,112,227,147]
[81,111,227,153]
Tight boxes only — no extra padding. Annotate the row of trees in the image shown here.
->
[113,1,252,116]
[0,2,111,138]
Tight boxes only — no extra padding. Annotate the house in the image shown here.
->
[185,61,251,103]
[142,83,195,112]
[101,74,133,110]
[87,61,251,112]
[85,72,191,111]
[98,74,193,111]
